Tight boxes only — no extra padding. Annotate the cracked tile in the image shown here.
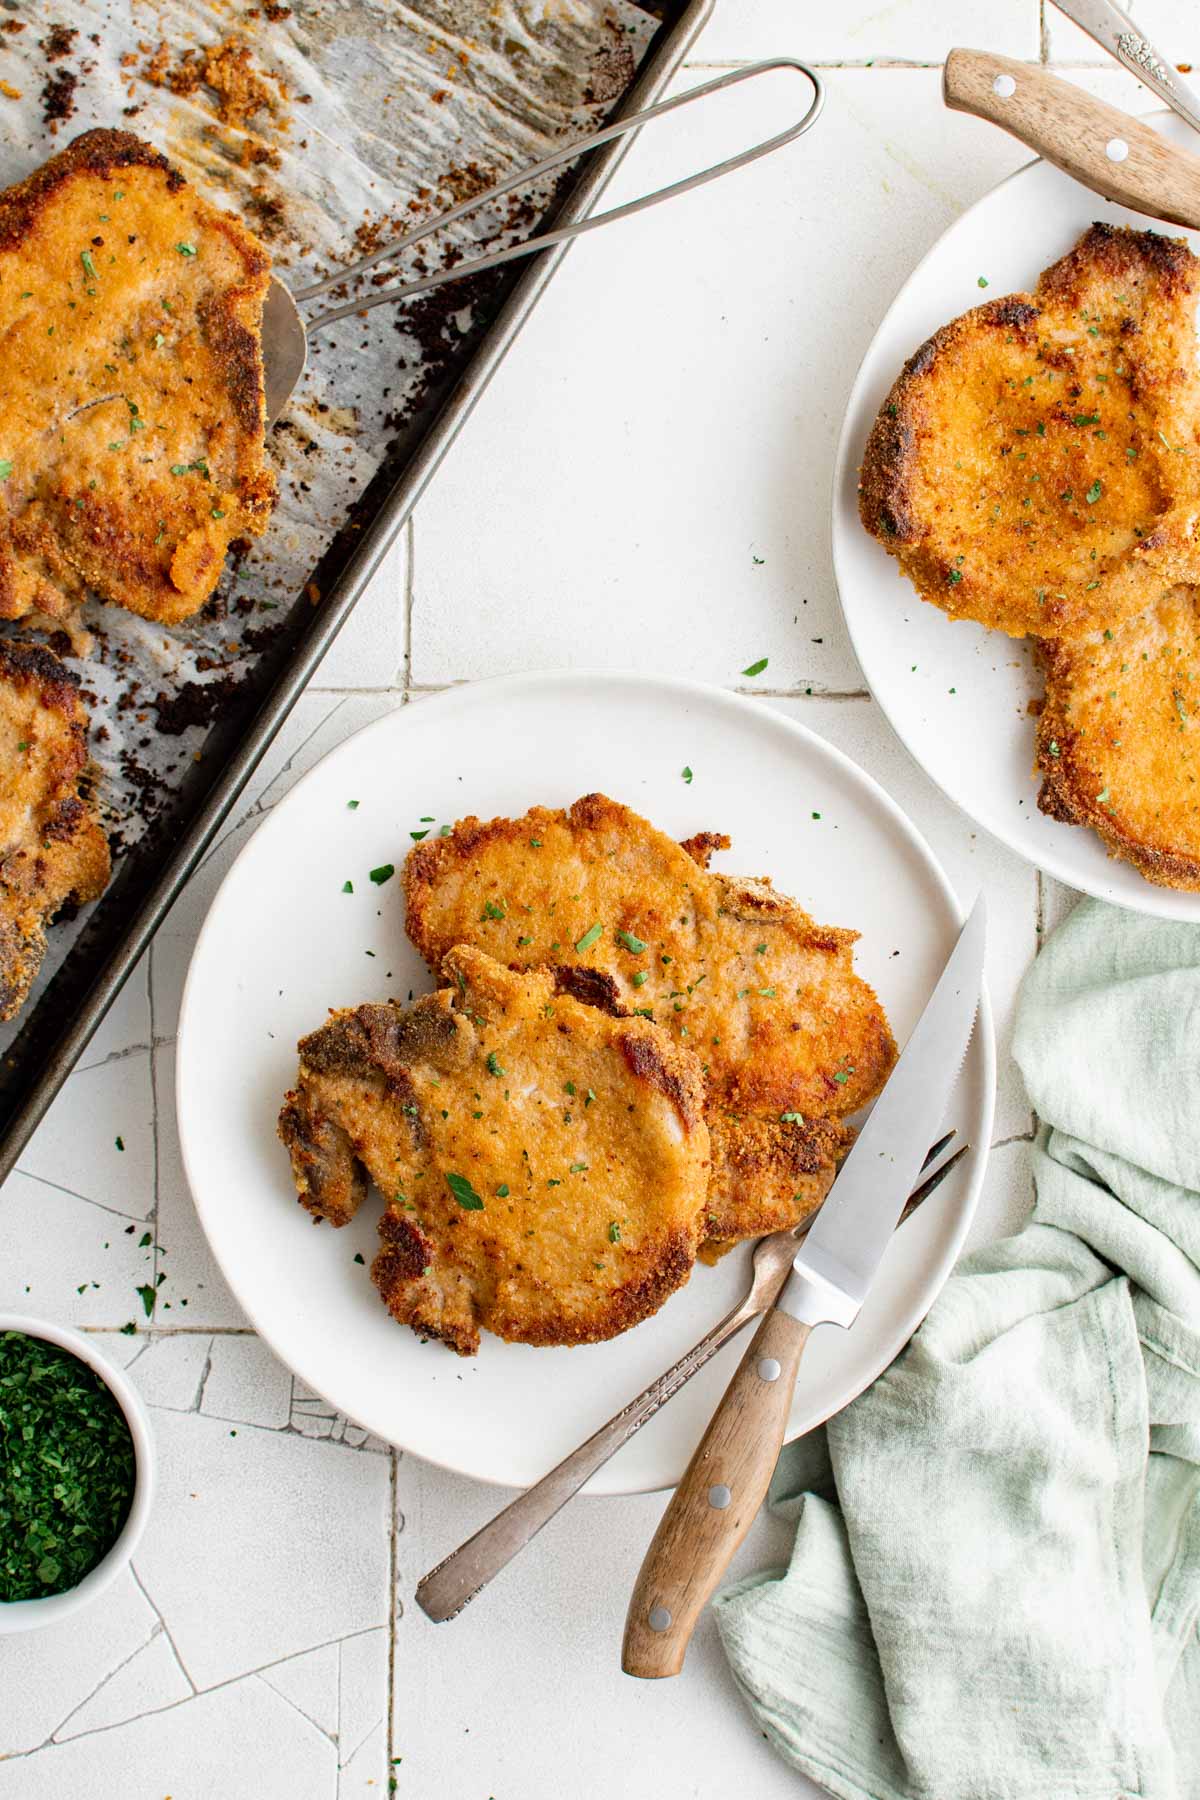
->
[257,1642,340,1739]
[153,1044,248,1330]
[0,1676,337,1799]
[20,1051,154,1220]
[0,1568,156,1755]
[0,1170,155,1325]
[129,1334,213,1412]
[53,1628,192,1741]
[129,1351,390,1690]
[291,1383,389,1453]
[200,1334,292,1428]
[75,949,153,1073]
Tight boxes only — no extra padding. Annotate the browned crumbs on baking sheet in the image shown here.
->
[141,34,287,131]
[39,22,77,61]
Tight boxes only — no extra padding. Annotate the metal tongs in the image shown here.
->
[262,57,823,422]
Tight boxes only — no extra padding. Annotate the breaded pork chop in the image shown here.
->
[1036,584,1200,889]
[278,946,710,1356]
[0,639,110,1019]
[701,1112,849,1265]
[859,224,1200,640]
[405,794,895,1122]
[0,129,275,628]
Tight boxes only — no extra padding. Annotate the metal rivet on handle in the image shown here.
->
[992,73,1016,98]
[1106,137,1130,162]
[757,1357,782,1383]
[708,1484,732,1510]
[648,1604,672,1632]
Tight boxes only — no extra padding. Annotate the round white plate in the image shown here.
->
[833,111,1200,921]
[176,672,994,1493]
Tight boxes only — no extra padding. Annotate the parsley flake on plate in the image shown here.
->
[741,657,769,678]
[369,864,395,886]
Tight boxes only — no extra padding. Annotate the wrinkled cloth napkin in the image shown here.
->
[713,898,1200,1800]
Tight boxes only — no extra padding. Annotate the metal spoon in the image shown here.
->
[261,57,824,423]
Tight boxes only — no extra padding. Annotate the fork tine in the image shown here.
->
[900,1142,970,1223]
[920,1128,956,1171]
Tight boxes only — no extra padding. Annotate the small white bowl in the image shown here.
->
[0,1314,155,1633]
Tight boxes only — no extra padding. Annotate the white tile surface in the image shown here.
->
[691,0,1040,65]
[1,5,1103,1794]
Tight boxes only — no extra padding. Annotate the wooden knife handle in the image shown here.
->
[944,49,1200,232]
[622,1307,811,1679]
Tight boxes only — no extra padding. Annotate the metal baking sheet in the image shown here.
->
[0,0,713,1177]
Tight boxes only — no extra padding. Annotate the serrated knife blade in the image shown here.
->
[778,894,986,1329]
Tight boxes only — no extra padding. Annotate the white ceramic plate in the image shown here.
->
[176,672,993,1493]
[833,111,1200,921]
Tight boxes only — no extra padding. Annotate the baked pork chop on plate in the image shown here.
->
[279,946,711,1356]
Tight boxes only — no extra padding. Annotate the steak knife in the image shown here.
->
[943,49,1200,232]
[622,895,986,1679]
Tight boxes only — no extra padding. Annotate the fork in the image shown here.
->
[415,1132,968,1623]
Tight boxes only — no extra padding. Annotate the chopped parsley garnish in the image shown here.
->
[1096,787,1111,804]
[481,899,505,920]
[947,568,962,585]
[1085,481,1103,505]
[585,1088,596,1106]
[632,970,649,988]
[445,1172,484,1211]
[1072,413,1100,427]
[616,930,646,954]
[570,1162,588,1174]
[780,1111,804,1123]
[485,1052,505,1077]
[136,1283,157,1317]
[0,1332,136,1601]
[1047,740,1060,758]
[115,1136,125,1153]
[410,830,429,841]
[353,1253,365,1265]
[0,460,13,482]
[741,657,769,678]
[495,1184,510,1198]
[347,799,359,809]
[608,1221,621,1243]
[342,880,354,893]
[517,934,533,946]
[529,837,542,848]
[176,242,197,256]
[575,922,603,953]
[833,1071,850,1085]
[369,864,395,886]
[977,276,988,288]
[681,766,693,784]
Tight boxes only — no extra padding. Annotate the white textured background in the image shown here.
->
[3,2,1194,1795]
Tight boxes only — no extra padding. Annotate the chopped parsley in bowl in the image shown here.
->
[0,1316,154,1631]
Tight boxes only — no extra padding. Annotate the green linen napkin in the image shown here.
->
[713,898,1200,1800]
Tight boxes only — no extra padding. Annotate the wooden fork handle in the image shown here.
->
[621,1307,811,1680]
[944,49,1200,231]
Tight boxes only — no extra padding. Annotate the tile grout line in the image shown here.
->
[386,1448,399,1795]
[401,514,415,699]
